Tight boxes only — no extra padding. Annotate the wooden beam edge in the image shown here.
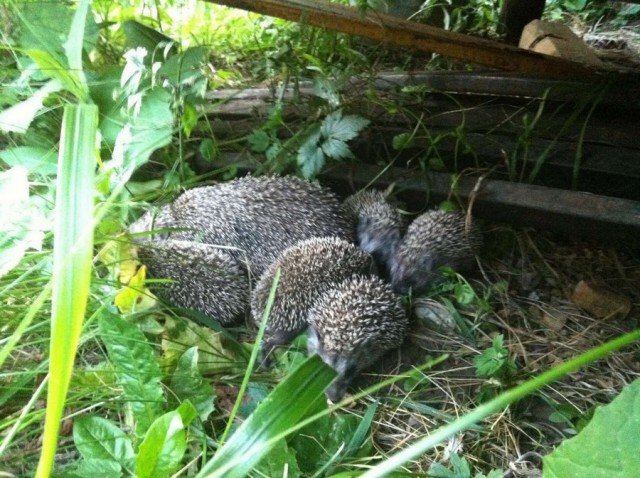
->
[210,152,640,246]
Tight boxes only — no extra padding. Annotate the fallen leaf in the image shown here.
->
[571,280,631,321]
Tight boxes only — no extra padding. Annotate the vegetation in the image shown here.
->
[1,0,639,476]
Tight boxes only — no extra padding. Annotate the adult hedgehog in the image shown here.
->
[131,176,351,278]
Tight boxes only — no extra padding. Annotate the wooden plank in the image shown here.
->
[208,152,640,246]
[202,0,604,76]
[204,72,640,111]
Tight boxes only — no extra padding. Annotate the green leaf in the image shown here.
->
[169,347,216,421]
[474,334,515,379]
[297,130,325,179]
[320,110,369,142]
[199,138,219,162]
[157,46,209,93]
[111,88,174,177]
[428,452,471,478]
[122,20,177,60]
[321,137,353,160]
[543,378,640,478]
[0,147,58,176]
[392,132,414,150]
[73,416,135,473]
[99,311,165,436]
[196,355,336,478]
[136,405,195,478]
[248,130,271,153]
[254,439,301,478]
[162,316,245,375]
[60,459,123,478]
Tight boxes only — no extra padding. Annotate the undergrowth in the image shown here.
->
[1,0,639,476]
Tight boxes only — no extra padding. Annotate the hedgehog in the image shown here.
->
[130,175,351,278]
[251,237,376,364]
[389,209,482,295]
[307,274,409,402]
[135,239,250,325]
[341,189,405,276]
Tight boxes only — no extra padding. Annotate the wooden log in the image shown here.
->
[202,0,604,75]
[208,152,640,246]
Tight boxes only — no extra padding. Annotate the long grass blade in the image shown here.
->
[196,354,336,478]
[35,103,98,477]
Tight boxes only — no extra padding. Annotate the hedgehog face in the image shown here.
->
[390,248,437,294]
[308,327,371,402]
[357,217,401,273]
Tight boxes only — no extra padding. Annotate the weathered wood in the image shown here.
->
[208,152,640,246]
[203,0,604,75]
[199,73,640,198]
[205,72,640,111]
[520,20,604,68]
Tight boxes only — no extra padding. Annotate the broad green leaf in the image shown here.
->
[297,130,325,179]
[543,378,640,478]
[0,146,58,176]
[73,416,135,473]
[392,132,414,150]
[99,311,165,436]
[321,137,353,160]
[136,404,196,478]
[196,355,336,478]
[158,46,209,99]
[169,347,216,421]
[111,88,173,177]
[122,20,177,60]
[0,167,48,278]
[320,110,370,142]
[162,316,244,375]
[59,458,123,478]
[114,265,156,315]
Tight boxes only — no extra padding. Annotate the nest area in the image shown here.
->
[352,224,640,473]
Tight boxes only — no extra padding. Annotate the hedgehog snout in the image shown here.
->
[358,220,401,275]
[390,251,436,295]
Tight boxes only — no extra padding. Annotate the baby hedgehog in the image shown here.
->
[390,209,482,295]
[251,237,375,364]
[308,274,408,402]
[136,240,249,325]
[342,189,404,276]
[130,176,351,277]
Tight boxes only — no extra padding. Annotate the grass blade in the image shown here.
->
[35,103,98,477]
[196,354,336,478]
